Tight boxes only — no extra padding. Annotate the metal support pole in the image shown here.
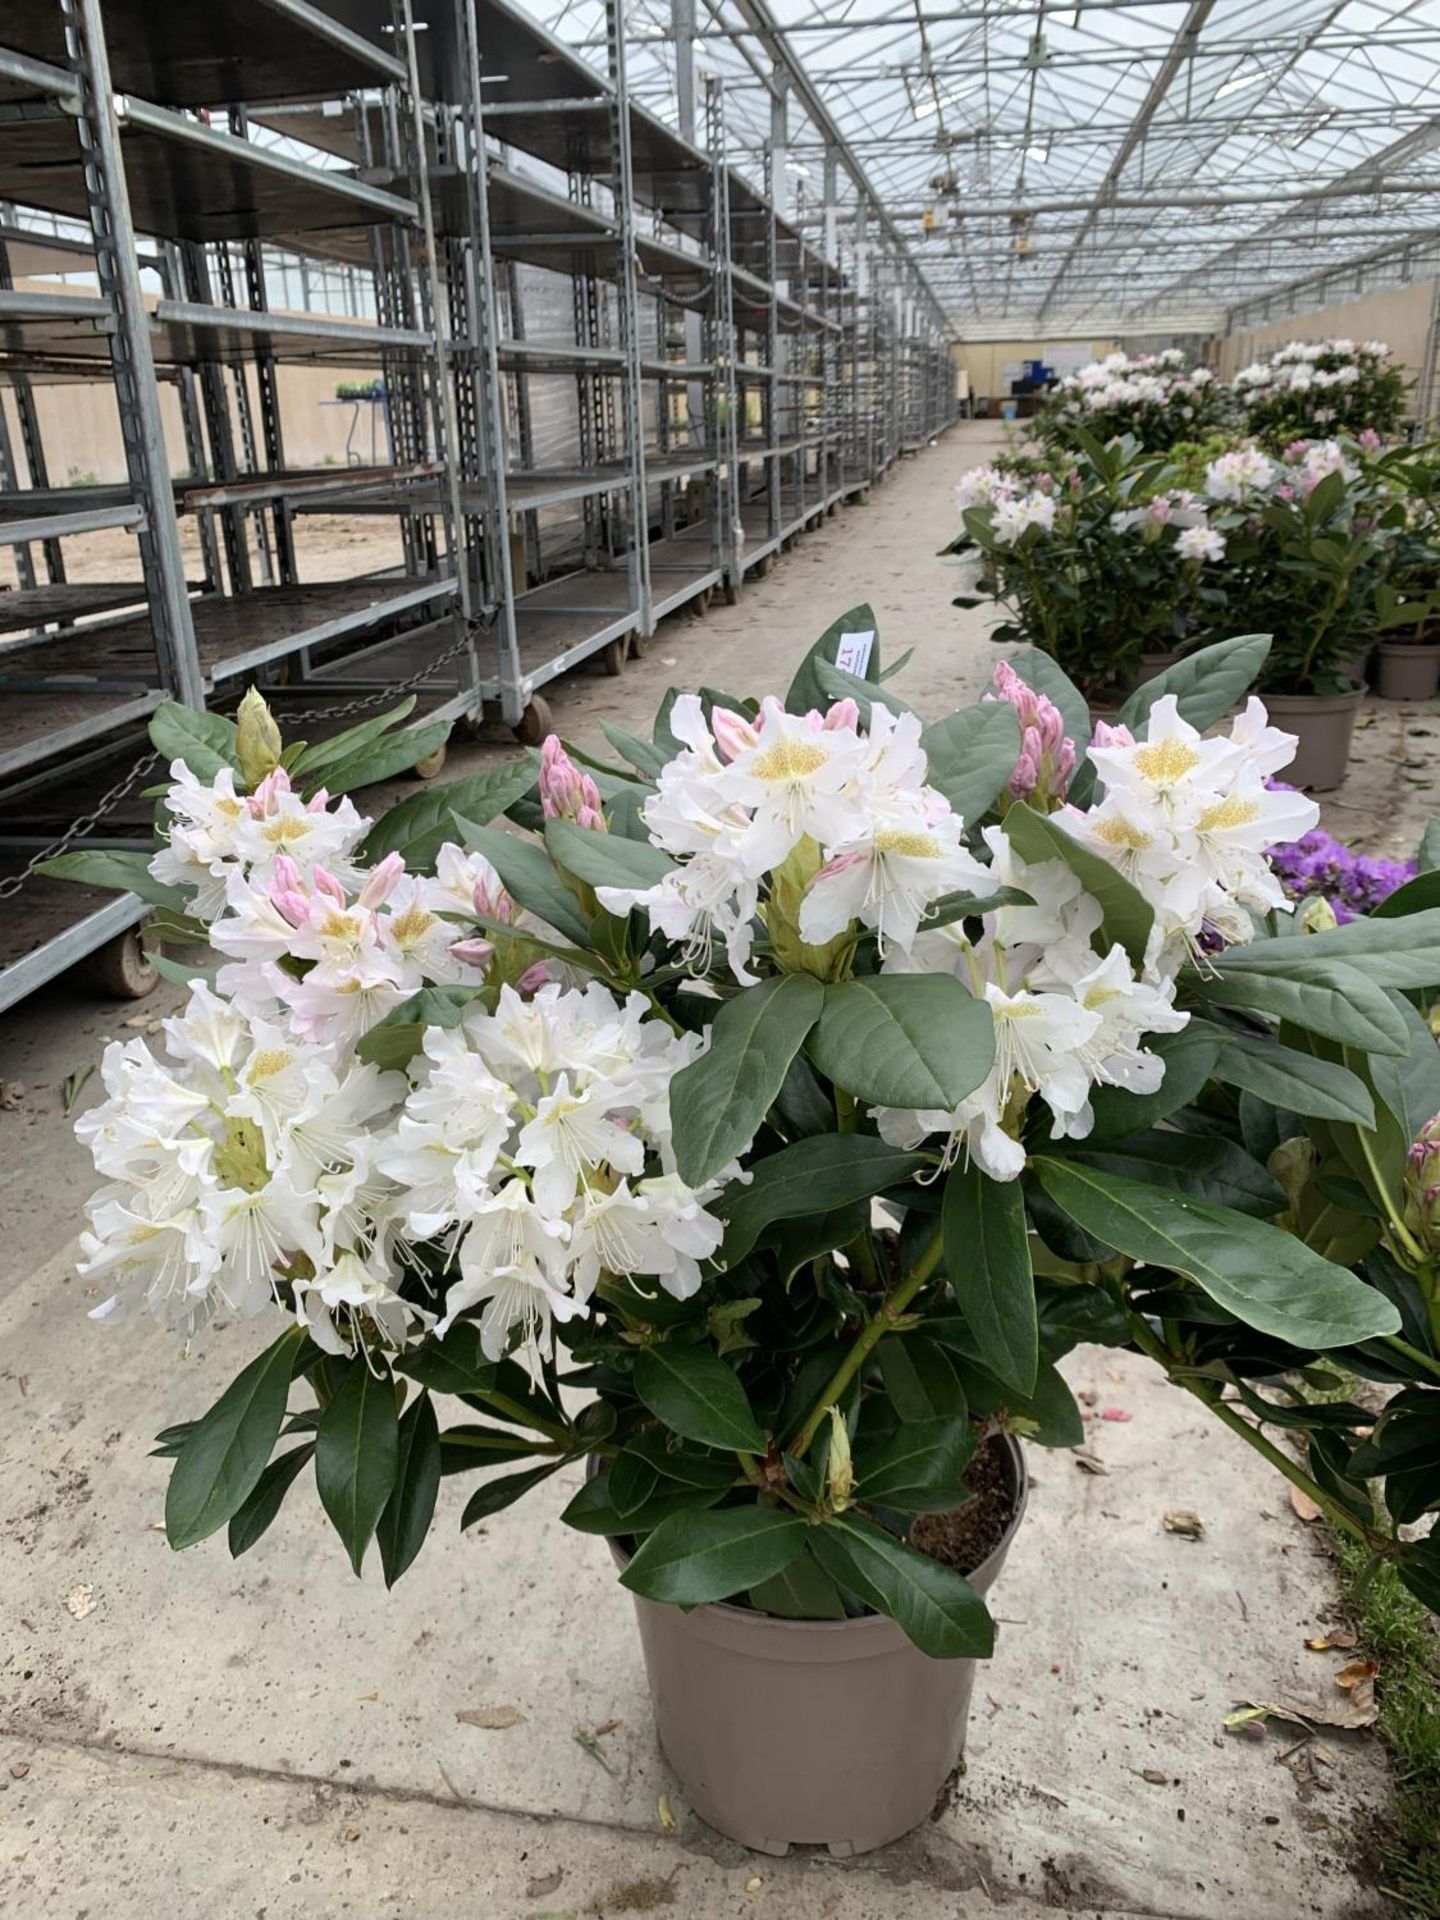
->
[606,0,652,638]
[62,0,202,707]
[673,0,697,142]
[707,78,740,592]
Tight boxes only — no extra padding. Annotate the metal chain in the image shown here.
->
[2,614,495,901]
[0,746,161,900]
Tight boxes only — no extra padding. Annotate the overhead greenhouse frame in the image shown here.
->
[532,0,1440,337]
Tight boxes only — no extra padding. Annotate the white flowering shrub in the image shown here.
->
[47,635,1440,1641]
[1039,350,1227,454]
[1231,339,1408,445]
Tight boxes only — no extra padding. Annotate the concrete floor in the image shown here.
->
[0,421,1426,1917]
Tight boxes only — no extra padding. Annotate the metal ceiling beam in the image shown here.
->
[705,0,952,330]
[773,105,1434,154]
[1225,224,1440,330]
[878,178,1440,218]
[1031,0,1215,324]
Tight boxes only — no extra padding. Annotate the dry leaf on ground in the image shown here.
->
[64,1583,98,1619]
[1072,1449,1108,1475]
[526,1868,564,1899]
[658,1793,677,1832]
[1305,1630,1357,1652]
[1289,1485,1323,1523]
[1163,1508,1205,1539]
[455,1704,526,1730]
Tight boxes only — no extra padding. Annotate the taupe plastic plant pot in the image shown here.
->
[605,1435,1028,1858]
[1263,685,1365,792]
[1376,641,1440,703]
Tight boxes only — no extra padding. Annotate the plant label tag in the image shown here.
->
[834,630,875,678]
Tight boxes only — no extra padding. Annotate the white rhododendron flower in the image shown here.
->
[1175,525,1225,563]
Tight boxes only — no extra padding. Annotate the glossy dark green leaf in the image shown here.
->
[1193,961,1409,1056]
[354,985,479,1069]
[919,701,1023,824]
[545,817,674,892]
[1083,1024,1220,1143]
[1196,1019,1376,1126]
[671,975,825,1185]
[166,1328,304,1551]
[855,1416,977,1511]
[608,1448,661,1521]
[561,1468,727,1537]
[718,1136,929,1267]
[622,1430,739,1488]
[749,1546,848,1619]
[314,718,451,800]
[1034,1158,1401,1349]
[942,1161,1037,1395]
[810,974,995,1112]
[786,602,880,713]
[315,1357,401,1575]
[599,720,668,779]
[360,758,538,869]
[226,1444,314,1559]
[377,1393,441,1588]
[461,1457,565,1526]
[875,1335,966,1420]
[621,1505,807,1604]
[1067,1132,1284,1218]
[633,1344,767,1452]
[810,1514,994,1657]
[394,1321,497,1397]
[289,696,417,778]
[1218,908,1440,989]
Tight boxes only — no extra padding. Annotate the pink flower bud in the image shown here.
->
[1008,730,1042,798]
[246,768,293,815]
[306,790,331,814]
[538,735,603,826]
[1035,472,1055,494]
[515,960,551,994]
[1276,483,1295,502]
[312,866,346,906]
[1284,439,1310,462]
[1091,720,1135,750]
[357,852,405,908]
[1358,427,1382,452]
[712,707,761,761]
[1146,497,1173,527]
[474,876,515,925]
[448,937,495,971]
[986,660,1075,804]
[822,697,861,733]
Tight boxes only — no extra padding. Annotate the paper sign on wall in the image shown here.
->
[834,630,875,677]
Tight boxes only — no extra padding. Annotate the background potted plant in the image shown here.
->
[947,432,1229,706]
[45,623,1440,1859]
[1230,339,1408,447]
[1038,349,1226,454]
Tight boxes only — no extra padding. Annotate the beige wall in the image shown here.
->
[1218,281,1436,392]
[950,338,1121,400]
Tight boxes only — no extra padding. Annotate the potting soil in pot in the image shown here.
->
[909,1434,1016,1575]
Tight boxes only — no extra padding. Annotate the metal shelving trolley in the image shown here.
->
[0,0,957,1010]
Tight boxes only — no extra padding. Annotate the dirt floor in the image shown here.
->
[0,420,1426,1916]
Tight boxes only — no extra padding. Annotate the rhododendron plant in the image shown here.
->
[47,621,1440,1640]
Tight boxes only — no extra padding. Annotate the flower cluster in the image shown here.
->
[985,660,1074,802]
[1232,339,1406,443]
[599,693,990,976]
[1040,351,1224,454]
[76,753,724,1360]
[1266,817,1416,923]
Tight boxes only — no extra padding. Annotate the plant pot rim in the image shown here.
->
[1261,683,1366,712]
[1378,637,1440,656]
[600,1432,1029,1645]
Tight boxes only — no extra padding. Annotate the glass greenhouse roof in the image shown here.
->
[515,0,1440,335]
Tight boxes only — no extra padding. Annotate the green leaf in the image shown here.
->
[815,657,911,724]
[633,1344,767,1452]
[377,1393,441,1588]
[450,819,592,946]
[1068,1132,1284,1218]
[671,976,825,1186]
[749,1547,847,1618]
[810,1514,994,1658]
[460,1457,564,1526]
[786,603,880,713]
[608,1448,661,1520]
[1033,1159,1402,1349]
[718,1136,930,1267]
[810,975,996,1113]
[36,847,182,910]
[1372,869,1440,919]
[1195,1020,1377,1126]
[310,718,451,799]
[315,1357,401,1575]
[545,817,674,893]
[165,1329,303,1551]
[226,1444,314,1558]
[1118,632,1271,734]
[942,1162,1037,1396]
[1213,912,1440,991]
[149,702,239,781]
[1083,1024,1220,1142]
[1004,802,1153,968]
[354,985,477,1070]
[1193,962,1409,1056]
[948,1353,1084,1447]
[394,1321,496,1397]
[1419,819,1440,874]
[855,1416,977,1511]
[599,720,667,779]
[289,696,417,778]
[620,1506,807,1605]
[622,1430,739,1488]
[875,1335,967,1420]
[360,759,537,869]
[920,701,1023,825]
[561,1468,726,1536]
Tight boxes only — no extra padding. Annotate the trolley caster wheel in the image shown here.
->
[456,706,486,742]
[87,927,158,1001]
[627,630,648,660]
[602,638,627,677]
[752,554,770,580]
[693,587,712,617]
[413,743,448,779]
[514,694,554,746]
[723,580,740,606]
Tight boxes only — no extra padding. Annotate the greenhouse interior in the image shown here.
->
[2,2,1439,1916]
